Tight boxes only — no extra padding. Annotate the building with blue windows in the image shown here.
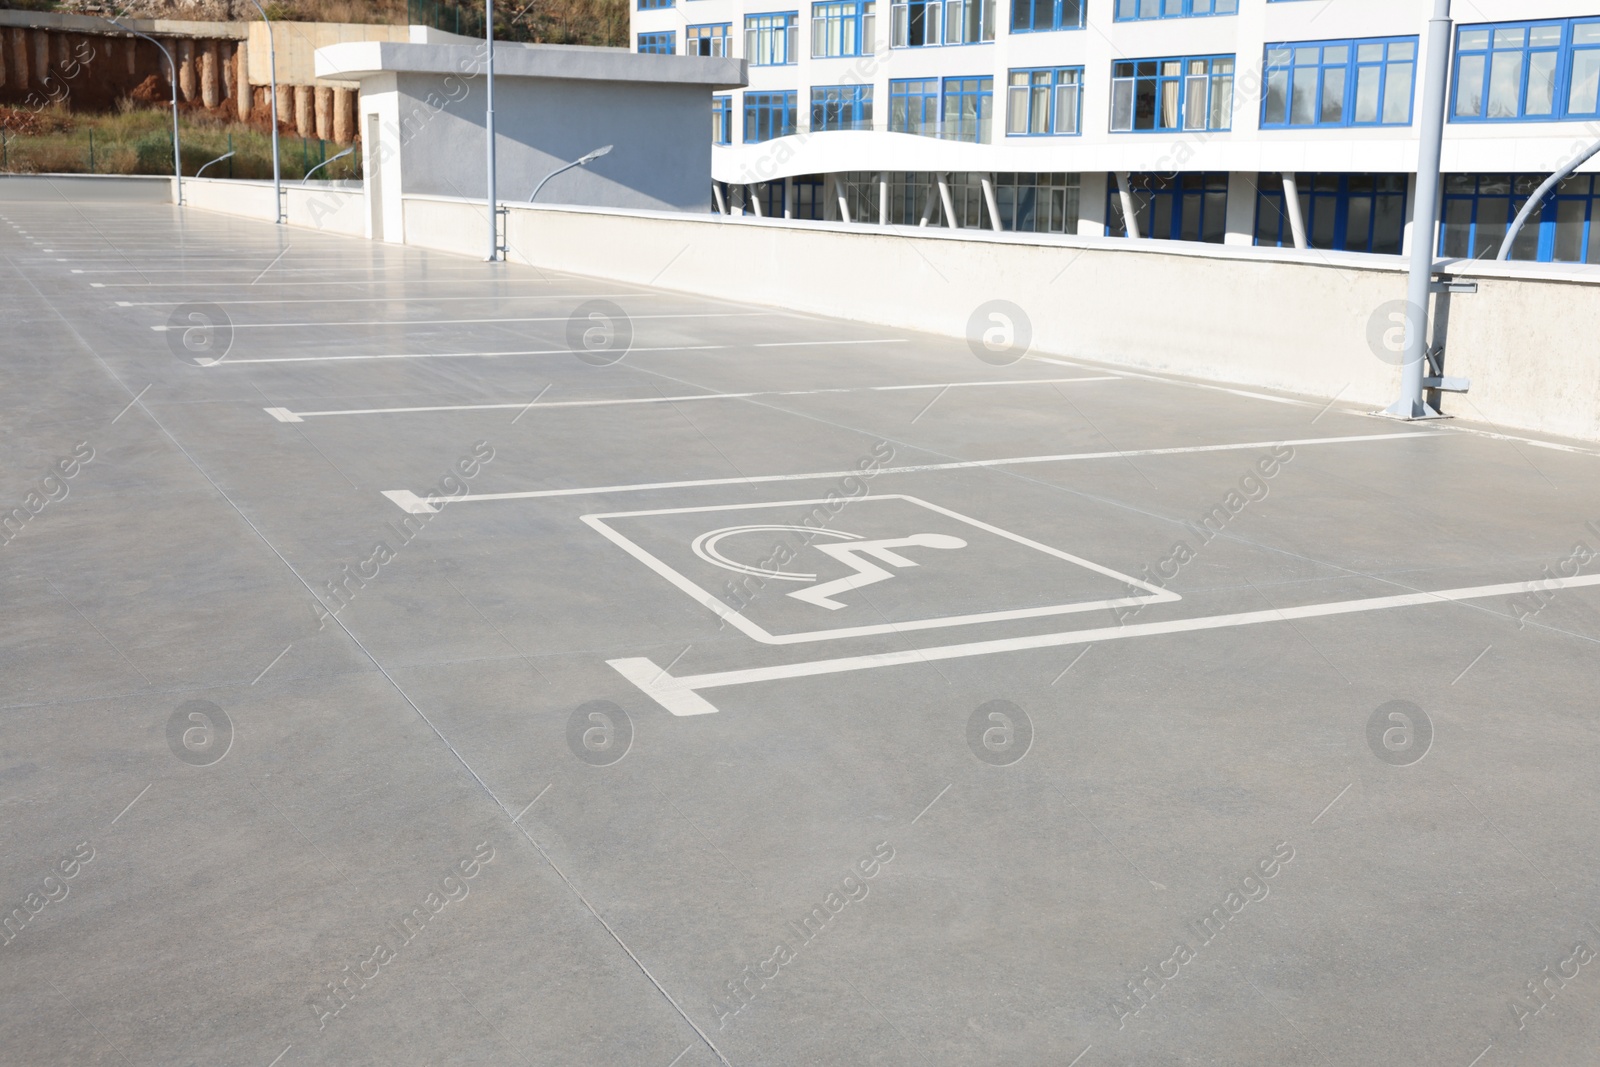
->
[635,0,1600,264]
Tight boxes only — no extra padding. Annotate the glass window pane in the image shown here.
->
[1455,55,1485,117]
[1291,66,1318,124]
[1475,196,1510,259]
[1268,48,1291,66]
[1295,47,1319,65]
[1184,75,1207,129]
[1358,43,1384,63]
[1054,83,1079,133]
[1210,74,1232,129]
[1571,52,1600,113]
[1576,23,1600,45]
[1321,66,1346,123]
[1459,29,1489,51]
[1383,63,1413,124]
[1529,25,1562,47]
[1493,27,1524,48]
[1526,51,1558,115]
[1372,193,1406,255]
[1323,46,1348,65]
[1344,196,1373,252]
[1159,77,1180,128]
[1589,210,1600,264]
[1354,65,1382,123]
[1442,198,1473,257]
[1007,85,1028,133]
[1486,51,1524,118]
[1390,41,1415,61]
[1265,69,1289,124]
[1112,79,1134,131]
[1554,199,1587,262]
[1031,84,1049,132]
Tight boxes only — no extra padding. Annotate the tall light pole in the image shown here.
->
[245,0,284,223]
[108,21,180,206]
[485,0,498,261]
[1385,0,1452,420]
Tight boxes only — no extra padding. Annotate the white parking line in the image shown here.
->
[151,311,771,331]
[379,431,1446,510]
[116,290,658,307]
[226,338,908,366]
[264,376,1119,421]
[609,573,1600,716]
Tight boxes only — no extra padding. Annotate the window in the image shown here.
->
[687,23,731,56]
[891,0,994,47]
[812,1,875,57]
[637,31,676,53]
[1007,68,1082,135]
[746,12,799,65]
[1263,38,1416,128]
[1441,174,1600,263]
[811,85,874,130]
[1111,55,1234,132]
[1254,174,1408,254]
[1107,173,1229,242]
[1011,0,1081,34]
[712,96,732,144]
[942,76,994,142]
[637,0,672,8]
[1115,0,1235,20]
[889,78,940,135]
[744,91,798,142]
[993,172,1080,232]
[1451,18,1600,122]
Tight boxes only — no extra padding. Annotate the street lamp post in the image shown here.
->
[245,0,284,223]
[107,20,181,206]
[528,145,613,202]
[485,0,498,261]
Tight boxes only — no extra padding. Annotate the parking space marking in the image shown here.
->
[151,311,772,332]
[264,376,1119,421]
[609,573,1600,716]
[226,338,909,366]
[380,431,1446,510]
[116,290,659,307]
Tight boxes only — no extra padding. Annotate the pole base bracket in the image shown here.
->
[1377,397,1447,420]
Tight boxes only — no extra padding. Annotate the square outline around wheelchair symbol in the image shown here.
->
[581,494,1180,646]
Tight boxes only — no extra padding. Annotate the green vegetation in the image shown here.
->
[0,105,361,180]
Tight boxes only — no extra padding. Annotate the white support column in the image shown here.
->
[878,172,889,225]
[712,183,727,215]
[748,184,764,217]
[1222,171,1257,246]
[1281,173,1308,249]
[1077,172,1110,237]
[937,173,958,229]
[823,174,839,221]
[1115,171,1141,239]
[918,178,938,226]
[784,176,795,219]
[834,173,852,223]
[980,174,1002,233]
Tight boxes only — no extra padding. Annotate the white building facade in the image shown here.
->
[632,0,1600,262]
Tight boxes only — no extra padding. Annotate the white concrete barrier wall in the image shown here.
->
[180,178,367,236]
[393,194,1600,444]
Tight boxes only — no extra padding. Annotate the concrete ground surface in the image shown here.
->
[2,195,1599,1067]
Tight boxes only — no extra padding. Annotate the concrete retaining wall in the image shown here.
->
[181,176,366,235]
[404,194,1600,444]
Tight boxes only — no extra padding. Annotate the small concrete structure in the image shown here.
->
[314,41,745,242]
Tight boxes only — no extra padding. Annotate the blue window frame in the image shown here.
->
[1111,55,1234,132]
[1115,0,1235,21]
[1011,0,1081,34]
[811,1,875,57]
[1254,173,1409,254]
[744,90,797,142]
[1006,67,1081,135]
[687,23,731,56]
[811,85,873,130]
[942,76,994,142]
[1107,172,1229,242]
[1452,18,1600,122]
[637,31,676,53]
[891,0,994,47]
[1263,38,1416,128]
[637,0,672,8]
[712,96,732,144]
[1441,174,1600,263]
[746,12,799,65]
[889,78,940,135]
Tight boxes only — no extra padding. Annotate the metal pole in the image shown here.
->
[108,22,182,205]
[485,0,498,261]
[246,0,283,223]
[1386,0,1452,420]
[1497,136,1600,260]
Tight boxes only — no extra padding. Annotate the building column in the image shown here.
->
[937,173,957,228]
[314,84,333,140]
[1223,171,1257,247]
[747,184,764,216]
[294,84,313,137]
[783,176,794,219]
[33,29,49,91]
[823,174,838,221]
[177,38,196,101]
[274,83,292,130]
[1281,173,1308,249]
[980,174,1002,232]
[234,42,251,121]
[1077,172,1109,237]
[878,172,889,225]
[200,40,220,109]
[332,86,355,144]
[1115,171,1141,239]
[712,183,728,215]
[834,174,852,222]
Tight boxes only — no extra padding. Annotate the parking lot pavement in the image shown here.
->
[3,199,1600,1067]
